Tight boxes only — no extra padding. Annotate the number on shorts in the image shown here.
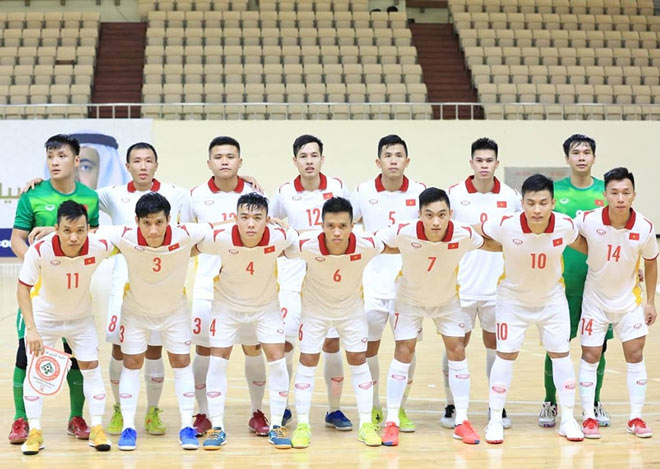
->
[66,272,79,289]
[496,322,508,341]
[152,257,162,272]
[210,318,217,337]
[530,253,547,269]
[581,318,593,336]
[193,317,202,335]
[393,312,400,329]
[333,269,342,282]
[108,315,118,333]
[480,212,488,223]
[246,261,255,276]
[427,256,437,272]
[119,325,125,343]
[281,307,288,319]
[306,208,321,227]
[298,324,303,341]
[606,244,621,262]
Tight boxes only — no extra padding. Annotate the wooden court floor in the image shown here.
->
[1,258,659,468]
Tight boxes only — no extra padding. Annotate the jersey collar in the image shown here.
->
[465,176,501,194]
[375,174,409,192]
[231,224,271,247]
[137,225,172,247]
[293,173,327,192]
[317,232,357,255]
[416,219,454,242]
[127,178,161,193]
[52,235,90,257]
[520,212,555,234]
[602,207,636,229]
[207,176,245,193]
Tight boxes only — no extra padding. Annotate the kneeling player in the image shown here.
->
[18,201,113,455]
[576,168,657,439]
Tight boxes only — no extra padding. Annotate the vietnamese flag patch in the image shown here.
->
[595,199,604,206]
[448,242,459,250]
[323,192,333,200]
[168,243,180,251]
[553,238,563,247]
[406,199,416,206]
[264,245,275,254]
[497,201,507,208]
[629,232,640,240]
[350,254,362,261]
[84,257,95,265]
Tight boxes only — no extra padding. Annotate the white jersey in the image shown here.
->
[189,177,256,300]
[102,223,210,317]
[350,175,426,300]
[578,207,658,313]
[18,232,114,320]
[292,231,384,318]
[378,219,483,307]
[482,212,579,307]
[449,176,521,301]
[197,224,297,313]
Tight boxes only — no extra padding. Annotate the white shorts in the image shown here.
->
[193,298,261,347]
[393,299,467,341]
[461,299,496,333]
[120,308,192,355]
[495,298,570,354]
[277,257,306,292]
[279,289,301,343]
[209,302,285,348]
[365,297,394,341]
[34,315,99,362]
[580,297,648,347]
[299,312,369,354]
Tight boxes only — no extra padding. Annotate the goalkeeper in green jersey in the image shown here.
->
[538,134,612,428]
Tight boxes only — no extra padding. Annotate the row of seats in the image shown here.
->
[0,46,96,66]
[464,46,660,67]
[2,84,91,105]
[1,106,89,119]
[452,12,660,32]
[0,64,94,86]
[478,82,660,104]
[449,0,654,15]
[471,64,660,86]
[258,0,370,12]
[144,63,423,85]
[483,103,660,120]
[139,0,248,16]
[0,11,99,28]
[459,28,660,49]
[0,28,98,48]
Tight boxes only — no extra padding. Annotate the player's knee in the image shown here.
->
[284,341,294,353]
[196,345,211,356]
[345,352,366,366]
[299,353,320,367]
[15,339,27,370]
[496,351,518,361]
[322,337,340,353]
[483,330,497,349]
[580,347,601,364]
[111,344,123,360]
[548,351,569,359]
[123,354,144,369]
[394,340,415,363]
[366,340,380,357]
[78,360,99,370]
[242,344,261,356]
[168,353,191,368]
[145,345,162,360]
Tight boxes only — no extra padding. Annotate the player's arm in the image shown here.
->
[382,244,400,254]
[19,177,44,194]
[28,226,55,243]
[240,175,264,193]
[567,234,588,255]
[643,257,657,326]
[17,282,43,356]
[479,238,502,252]
[10,228,30,259]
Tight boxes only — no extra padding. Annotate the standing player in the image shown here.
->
[270,134,352,429]
[9,134,99,444]
[576,168,657,439]
[480,174,585,444]
[17,202,113,455]
[289,197,383,448]
[445,137,521,429]
[196,193,296,450]
[102,193,207,451]
[188,136,267,437]
[377,187,495,446]
[350,134,426,430]
[539,134,612,428]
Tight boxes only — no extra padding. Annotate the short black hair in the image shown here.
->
[57,200,88,224]
[419,187,450,209]
[378,134,408,158]
[126,142,158,163]
[562,134,596,157]
[604,167,635,190]
[237,192,268,213]
[471,137,498,159]
[322,196,353,222]
[45,134,80,156]
[293,134,323,157]
[135,192,171,219]
[209,136,241,154]
[521,174,554,198]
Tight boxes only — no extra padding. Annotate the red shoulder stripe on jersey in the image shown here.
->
[499,215,512,226]
[643,217,653,233]
[462,225,473,237]
[447,183,459,193]
[397,223,410,235]
[274,227,286,239]
[34,240,45,256]
[121,226,132,238]
[299,238,310,250]
[179,224,190,236]
[364,236,376,248]
[582,210,595,221]
[213,229,225,241]
[563,216,574,229]
[99,239,109,250]
[333,177,344,188]
[18,279,33,288]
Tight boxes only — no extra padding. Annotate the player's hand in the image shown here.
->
[26,329,44,357]
[644,303,657,326]
[268,216,289,230]
[20,178,44,195]
[638,268,644,282]
[28,226,55,244]
[241,175,264,194]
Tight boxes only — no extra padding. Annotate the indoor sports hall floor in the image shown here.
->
[0,256,658,468]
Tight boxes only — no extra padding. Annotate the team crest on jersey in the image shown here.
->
[369,199,379,205]
[595,199,605,206]
[228,249,239,255]
[292,195,302,201]
[323,192,333,200]
[513,239,523,245]
[315,256,326,262]
[135,246,145,252]
[559,198,569,204]
[410,242,422,249]
[204,199,214,206]
[50,259,61,266]
[406,199,416,206]
[121,197,130,203]
[553,238,563,247]
[460,200,470,206]
[44,204,56,211]
[629,232,640,240]
[84,257,95,265]
[497,201,507,208]
[596,229,607,236]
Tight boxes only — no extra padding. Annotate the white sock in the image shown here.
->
[488,357,513,424]
[486,348,496,382]
[350,363,373,426]
[448,359,471,424]
[551,356,576,422]
[192,353,210,415]
[401,354,415,409]
[294,363,316,426]
[579,359,598,420]
[173,365,195,430]
[23,375,43,426]
[442,352,454,406]
[268,358,289,428]
[119,367,140,430]
[367,355,381,410]
[385,359,410,426]
[206,356,228,429]
[245,353,267,413]
[81,367,106,427]
[284,348,294,408]
[109,356,122,405]
[144,357,164,409]
[323,350,344,412]
[627,360,647,420]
